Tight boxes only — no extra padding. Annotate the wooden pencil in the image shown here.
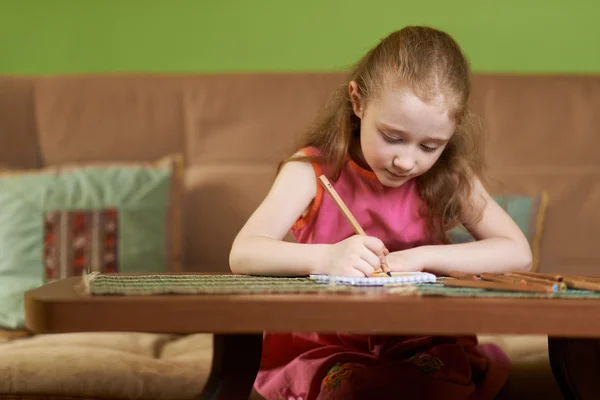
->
[506,273,567,292]
[480,273,527,285]
[507,271,600,285]
[561,278,600,292]
[508,271,564,282]
[481,273,565,292]
[562,275,600,283]
[512,272,600,291]
[444,278,554,293]
[448,271,478,281]
[318,174,391,277]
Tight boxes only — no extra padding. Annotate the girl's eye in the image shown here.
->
[382,133,403,143]
[420,145,438,153]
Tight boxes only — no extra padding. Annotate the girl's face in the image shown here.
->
[349,82,456,188]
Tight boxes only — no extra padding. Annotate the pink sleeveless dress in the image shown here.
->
[254,148,511,400]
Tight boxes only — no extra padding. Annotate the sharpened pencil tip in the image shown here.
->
[386,271,392,277]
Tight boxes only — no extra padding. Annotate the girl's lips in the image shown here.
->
[386,169,410,178]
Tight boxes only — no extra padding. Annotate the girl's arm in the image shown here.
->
[398,177,533,275]
[229,159,330,276]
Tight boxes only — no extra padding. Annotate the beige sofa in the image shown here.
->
[1,72,599,399]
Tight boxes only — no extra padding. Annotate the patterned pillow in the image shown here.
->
[449,193,549,272]
[0,154,183,329]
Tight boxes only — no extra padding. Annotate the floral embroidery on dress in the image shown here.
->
[320,362,354,392]
[409,353,445,374]
[277,387,306,400]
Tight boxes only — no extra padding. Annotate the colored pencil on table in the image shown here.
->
[444,278,553,293]
[506,273,567,292]
[448,271,479,281]
[480,273,527,285]
[511,271,600,291]
[481,273,564,292]
[561,278,600,292]
[567,275,600,282]
[508,271,565,282]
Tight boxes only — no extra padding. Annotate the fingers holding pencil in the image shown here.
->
[318,174,392,277]
[362,235,391,274]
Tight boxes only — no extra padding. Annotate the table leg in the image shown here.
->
[548,337,600,400]
[200,333,264,400]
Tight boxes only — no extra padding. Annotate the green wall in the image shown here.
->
[1,0,598,75]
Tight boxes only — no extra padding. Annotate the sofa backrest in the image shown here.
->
[0,73,598,275]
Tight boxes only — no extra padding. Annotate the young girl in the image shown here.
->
[230,26,532,400]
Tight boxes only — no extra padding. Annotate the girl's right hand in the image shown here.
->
[323,235,389,277]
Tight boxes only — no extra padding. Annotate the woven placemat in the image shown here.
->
[416,280,600,299]
[85,273,354,295]
[84,273,600,299]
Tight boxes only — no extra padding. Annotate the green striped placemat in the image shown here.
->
[84,273,600,299]
[84,273,354,295]
[415,280,600,299]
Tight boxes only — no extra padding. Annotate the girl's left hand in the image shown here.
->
[385,247,427,273]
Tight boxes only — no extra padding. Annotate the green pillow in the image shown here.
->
[448,193,548,272]
[0,156,182,329]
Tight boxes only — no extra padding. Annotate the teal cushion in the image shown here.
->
[449,193,548,271]
[0,161,177,329]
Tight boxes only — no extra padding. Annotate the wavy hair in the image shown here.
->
[281,26,488,243]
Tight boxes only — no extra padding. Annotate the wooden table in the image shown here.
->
[24,276,600,400]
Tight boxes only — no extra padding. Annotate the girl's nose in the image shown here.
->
[393,156,415,172]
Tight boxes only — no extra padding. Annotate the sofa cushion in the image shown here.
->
[0,332,211,400]
[0,154,183,329]
[0,333,561,400]
[0,330,31,341]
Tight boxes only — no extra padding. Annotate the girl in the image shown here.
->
[230,26,532,400]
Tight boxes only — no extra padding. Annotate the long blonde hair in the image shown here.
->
[282,26,488,244]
